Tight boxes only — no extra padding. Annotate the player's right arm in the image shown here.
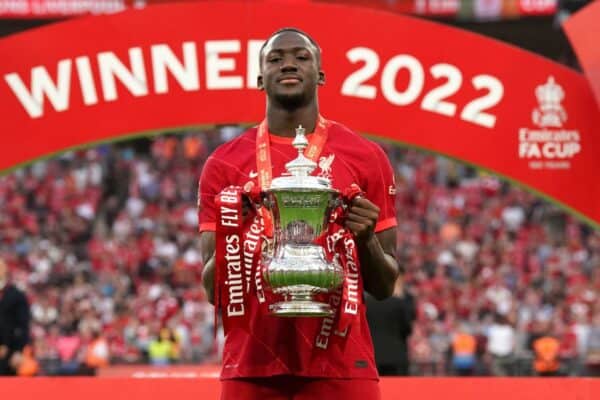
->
[200,232,216,305]
[198,155,221,305]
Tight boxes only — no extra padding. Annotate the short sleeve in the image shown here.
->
[197,156,224,232]
[364,143,397,232]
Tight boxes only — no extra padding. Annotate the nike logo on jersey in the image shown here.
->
[249,170,258,178]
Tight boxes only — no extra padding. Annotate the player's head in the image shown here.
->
[257,28,325,110]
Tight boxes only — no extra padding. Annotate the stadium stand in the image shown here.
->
[1,126,598,376]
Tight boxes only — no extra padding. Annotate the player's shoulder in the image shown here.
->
[328,120,360,139]
[327,120,386,156]
[208,126,258,162]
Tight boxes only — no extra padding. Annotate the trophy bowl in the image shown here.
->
[261,126,344,317]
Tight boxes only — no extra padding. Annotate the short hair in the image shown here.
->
[259,27,321,65]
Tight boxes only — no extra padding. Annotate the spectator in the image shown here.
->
[0,259,31,376]
[451,323,477,376]
[84,330,110,373]
[55,324,82,375]
[430,321,451,375]
[533,334,561,376]
[148,327,178,366]
[410,325,434,375]
[585,313,600,376]
[366,272,416,376]
[486,314,516,376]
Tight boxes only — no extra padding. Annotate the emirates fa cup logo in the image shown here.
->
[519,75,581,170]
[532,76,567,128]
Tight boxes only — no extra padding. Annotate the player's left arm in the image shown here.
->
[345,199,399,300]
[344,142,399,300]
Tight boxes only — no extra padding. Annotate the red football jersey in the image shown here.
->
[198,121,397,380]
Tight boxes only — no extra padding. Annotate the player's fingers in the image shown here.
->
[344,220,363,234]
[348,206,379,220]
[345,213,375,229]
[344,220,374,238]
[352,197,380,213]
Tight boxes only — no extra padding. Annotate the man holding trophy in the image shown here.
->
[198,28,399,400]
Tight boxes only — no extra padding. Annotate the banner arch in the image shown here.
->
[0,1,599,226]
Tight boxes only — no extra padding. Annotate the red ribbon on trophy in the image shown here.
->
[313,184,364,347]
[215,186,259,334]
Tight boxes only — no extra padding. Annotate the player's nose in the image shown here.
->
[280,55,299,72]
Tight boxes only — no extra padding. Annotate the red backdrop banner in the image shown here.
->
[0,377,598,400]
[1,1,599,225]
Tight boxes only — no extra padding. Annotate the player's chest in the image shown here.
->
[228,145,360,191]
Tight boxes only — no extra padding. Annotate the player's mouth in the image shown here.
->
[278,75,302,84]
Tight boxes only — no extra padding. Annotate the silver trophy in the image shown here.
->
[262,125,344,317]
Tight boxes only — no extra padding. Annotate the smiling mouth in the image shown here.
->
[278,77,302,84]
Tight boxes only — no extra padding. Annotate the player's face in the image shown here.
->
[258,32,324,110]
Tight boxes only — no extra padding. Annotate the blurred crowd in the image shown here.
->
[0,127,599,376]
[388,146,600,376]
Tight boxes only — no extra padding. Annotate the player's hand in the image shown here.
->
[242,181,261,221]
[242,195,252,219]
[344,196,379,242]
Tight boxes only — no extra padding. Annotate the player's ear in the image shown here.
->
[257,74,264,91]
[318,70,325,86]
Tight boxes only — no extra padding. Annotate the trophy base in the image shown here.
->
[269,301,333,317]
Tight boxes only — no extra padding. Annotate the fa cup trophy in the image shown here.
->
[262,125,344,317]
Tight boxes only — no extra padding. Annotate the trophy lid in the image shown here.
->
[268,125,337,192]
